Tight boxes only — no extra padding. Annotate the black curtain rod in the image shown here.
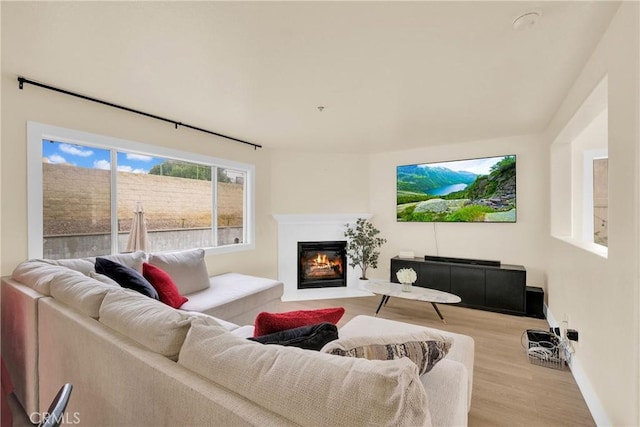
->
[17,76,262,150]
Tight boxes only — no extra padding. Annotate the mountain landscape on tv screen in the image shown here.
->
[397,155,516,222]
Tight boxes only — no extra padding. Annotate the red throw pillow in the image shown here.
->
[253,307,345,337]
[142,262,189,309]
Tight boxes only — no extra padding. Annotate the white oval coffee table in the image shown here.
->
[363,281,461,324]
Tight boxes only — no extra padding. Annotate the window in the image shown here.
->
[28,122,254,259]
[550,75,608,256]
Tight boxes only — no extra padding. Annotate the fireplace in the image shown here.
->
[297,241,347,289]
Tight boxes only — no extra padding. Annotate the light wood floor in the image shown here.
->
[276,295,595,427]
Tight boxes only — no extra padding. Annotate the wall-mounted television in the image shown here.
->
[397,155,516,223]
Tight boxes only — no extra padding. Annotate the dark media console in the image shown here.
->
[391,255,527,316]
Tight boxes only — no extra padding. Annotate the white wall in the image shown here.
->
[269,149,370,214]
[546,3,639,425]
[369,134,549,288]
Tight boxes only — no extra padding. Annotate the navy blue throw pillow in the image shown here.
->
[95,257,159,300]
[248,322,338,351]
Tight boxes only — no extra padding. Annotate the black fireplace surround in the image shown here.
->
[297,241,347,289]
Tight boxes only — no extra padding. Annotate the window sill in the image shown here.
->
[552,235,608,258]
[204,242,255,256]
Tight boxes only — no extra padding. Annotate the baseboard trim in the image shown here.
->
[545,304,612,426]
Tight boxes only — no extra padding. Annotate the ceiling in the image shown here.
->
[3,1,619,152]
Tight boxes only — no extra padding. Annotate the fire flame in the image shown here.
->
[315,253,329,266]
[304,251,343,278]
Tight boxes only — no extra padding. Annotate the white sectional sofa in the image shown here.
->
[1,251,474,426]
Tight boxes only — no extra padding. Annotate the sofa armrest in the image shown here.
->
[421,358,468,427]
[1,277,47,414]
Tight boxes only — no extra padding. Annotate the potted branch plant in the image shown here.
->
[344,218,387,280]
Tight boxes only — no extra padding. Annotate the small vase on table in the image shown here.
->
[396,268,417,293]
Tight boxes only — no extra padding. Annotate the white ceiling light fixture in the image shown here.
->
[513,11,541,31]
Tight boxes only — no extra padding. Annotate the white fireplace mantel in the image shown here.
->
[273,213,374,301]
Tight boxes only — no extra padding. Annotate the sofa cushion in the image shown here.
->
[84,251,146,274]
[98,290,202,360]
[148,249,209,295]
[321,332,452,375]
[95,258,159,300]
[179,321,431,427]
[230,325,257,338]
[12,260,67,295]
[88,271,121,287]
[253,307,345,336]
[249,322,338,351]
[54,258,97,276]
[50,270,120,318]
[142,263,188,308]
[179,273,283,324]
[181,310,240,332]
[11,253,146,295]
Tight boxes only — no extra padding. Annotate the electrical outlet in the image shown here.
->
[563,343,574,364]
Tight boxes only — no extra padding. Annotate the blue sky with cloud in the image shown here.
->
[43,140,163,173]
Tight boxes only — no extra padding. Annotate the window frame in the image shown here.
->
[27,121,255,258]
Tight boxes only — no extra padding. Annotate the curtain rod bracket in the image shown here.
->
[16,76,262,149]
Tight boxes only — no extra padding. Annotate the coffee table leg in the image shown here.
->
[374,295,388,317]
[431,302,447,324]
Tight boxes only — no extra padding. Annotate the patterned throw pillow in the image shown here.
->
[253,307,345,337]
[321,333,452,375]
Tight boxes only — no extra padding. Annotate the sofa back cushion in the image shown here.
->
[88,272,120,287]
[178,321,431,427]
[99,290,200,360]
[50,270,120,318]
[84,251,146,274]
[147,249,209,295]
[55,251,146,275]
[12,260,69,295]
[53,258,96,276]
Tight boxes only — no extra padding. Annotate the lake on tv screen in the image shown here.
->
[425,183,468,196]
